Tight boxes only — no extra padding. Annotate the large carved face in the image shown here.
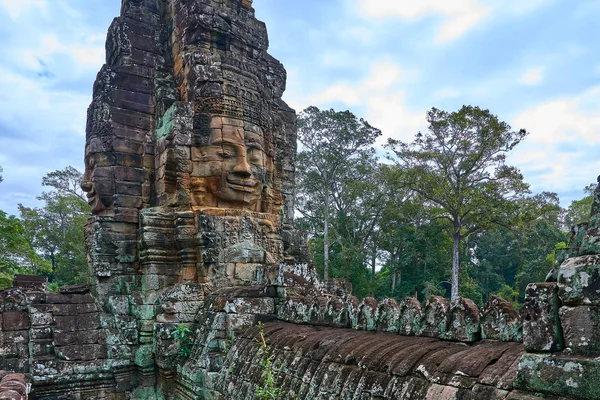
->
[192,115,273,210]
[81,141,115,213]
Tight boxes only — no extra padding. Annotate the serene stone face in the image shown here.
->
[81,143,115,213]
[191,115,274,212]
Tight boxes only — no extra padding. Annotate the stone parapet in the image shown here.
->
[216,322,529,399]
[0,372,29,400]
[276,293,521,344]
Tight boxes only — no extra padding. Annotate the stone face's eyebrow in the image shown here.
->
[246,142,265,151]
[210,137,242,146]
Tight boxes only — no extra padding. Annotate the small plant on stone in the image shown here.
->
[171,323,194,357]
[254,322,285,400]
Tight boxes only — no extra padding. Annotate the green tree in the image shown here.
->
[0,164,3,183]
[296,106,381,281]
[564,182,598,228]
[0,211,49,288]
[18,167,90,286]
[302,162,390,298]
[41,166,87,201]
[387,106,529,301]
[466,192,567,303]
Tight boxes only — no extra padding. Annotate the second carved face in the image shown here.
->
[191,115,273,210]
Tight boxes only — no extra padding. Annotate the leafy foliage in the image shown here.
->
[0,211,50,288]
[41,166,87,201]
[564,183,597,228]
[386,106,530,301]
[296,106,381,281]
[17,166,90,286]
[171,323,194,357]
[254,322,289,399]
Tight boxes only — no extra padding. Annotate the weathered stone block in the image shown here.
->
[399,297,423,336]
[558,255,600,306]
[448,297,480,342]
[420,296,450,338]
[29,339,54,357]
[108,295,132,315]
[29,327,53,340]
[54,316,78,332]
[480,295,522,342]
[54,330,101,346]
[55,344,106,361]
[353,297,378,331]
[307,296,328,325]
[1,312,30,331]
[226,314,256,331]
[135,344,155,368]
[224,298,274,314]
[50,303,77,316]
[522,283,564,352]
[0,342,18,358]
[29,310,53,327]
[515,354,600,400]
[560,305,600,355]
[276,297,310,324]
[376,297,401,333]
[78,313,101,334]
[324,296,349,328]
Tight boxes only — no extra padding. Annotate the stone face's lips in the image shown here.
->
[86,188,97,203]
[227,178,258,192]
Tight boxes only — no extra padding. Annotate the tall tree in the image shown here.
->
[296,106,381,281]
[0,211,49,288]
[564,182,598,229]
[41,165,86,201]
[18,167,91,286]
[387,106,529,301]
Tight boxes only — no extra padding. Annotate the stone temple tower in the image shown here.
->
[83,0,303,296]
[80,0,308,395]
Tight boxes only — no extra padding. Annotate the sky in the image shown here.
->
[0,0,599,217]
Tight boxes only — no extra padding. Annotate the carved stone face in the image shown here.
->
[81,143,115,213]
[192,116,273,210]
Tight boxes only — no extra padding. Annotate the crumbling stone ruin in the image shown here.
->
[2,0,600,399]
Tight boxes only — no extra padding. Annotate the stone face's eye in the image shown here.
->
[217,151,234,159]
[248,148,264,164]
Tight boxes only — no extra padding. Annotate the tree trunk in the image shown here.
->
[371,244,377,281]
[451,230,461,303]
[323,193,330,282]
[391,253,398,291]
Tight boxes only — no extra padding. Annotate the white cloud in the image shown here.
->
[0,0,46,20]
[358,0,553,43]
[359,0,491,43]
[519,67,544,85]
[510,87,600,199]
[514,87,600,145]
[307,62,425,144]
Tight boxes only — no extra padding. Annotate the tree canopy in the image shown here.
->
[15,166,91,288]
[386,105,530,301]
[296,106,381,282]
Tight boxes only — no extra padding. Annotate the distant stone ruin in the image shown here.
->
[1,1,600,399]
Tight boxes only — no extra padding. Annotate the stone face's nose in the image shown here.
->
[81,180,92,193]
[232,156,252,178]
